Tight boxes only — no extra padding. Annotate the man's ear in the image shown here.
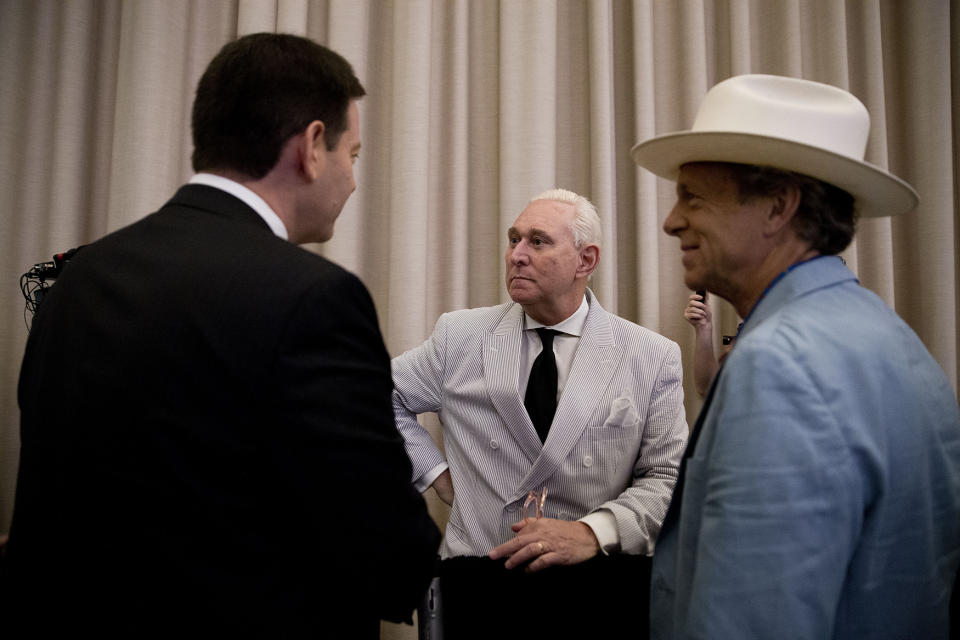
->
[764,184,802,236]
[577,244,600,278]
[299,120,326,181]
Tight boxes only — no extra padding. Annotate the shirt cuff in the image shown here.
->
[579,509,620,555]
[413,461,449,493]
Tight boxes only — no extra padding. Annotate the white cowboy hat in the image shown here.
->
[630,74,918,217]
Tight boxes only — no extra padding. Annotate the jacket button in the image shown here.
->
[489,439,499,450]
[583,455,594,467]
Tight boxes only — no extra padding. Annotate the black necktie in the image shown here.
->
[525,328,558,443]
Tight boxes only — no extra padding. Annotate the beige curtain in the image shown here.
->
[1,1,956,637]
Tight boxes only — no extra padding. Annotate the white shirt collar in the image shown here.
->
[189,173,289,240]
[524,295,589,337]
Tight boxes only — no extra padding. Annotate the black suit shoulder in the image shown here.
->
[10,184,439,635]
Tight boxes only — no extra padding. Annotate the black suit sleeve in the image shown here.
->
[270,267,440,623]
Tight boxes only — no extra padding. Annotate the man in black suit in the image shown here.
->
[2,33,440,638]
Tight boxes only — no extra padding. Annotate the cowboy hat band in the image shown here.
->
[630,74,918,218]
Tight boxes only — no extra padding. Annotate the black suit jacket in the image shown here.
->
[4,185,440,637]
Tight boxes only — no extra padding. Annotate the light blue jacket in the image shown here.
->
[651,256,960,639]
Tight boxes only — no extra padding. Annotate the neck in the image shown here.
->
[210,170,298,241]
[730,245,819,318]
[523,290,586,326]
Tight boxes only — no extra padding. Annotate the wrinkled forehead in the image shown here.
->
[510,199,576,235]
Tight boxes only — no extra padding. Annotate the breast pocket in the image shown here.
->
[587,396,641,475]
[590,395,640,439]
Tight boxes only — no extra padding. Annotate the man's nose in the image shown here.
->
[662,202,685,236]
[509,241,530,264]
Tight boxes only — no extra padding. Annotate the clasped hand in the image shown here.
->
[488,517,600,573]
[683,291,712,329]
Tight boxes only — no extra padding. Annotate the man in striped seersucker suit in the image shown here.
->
[393,188,688,638]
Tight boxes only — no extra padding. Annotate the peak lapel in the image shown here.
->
[483,305,543,464]
[511,298,619,501]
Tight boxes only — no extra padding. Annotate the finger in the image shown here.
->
[488,536,523,560]
[525,551,555,573]
[511,517,533,532]
[523,541,558,573]
[504,540,547,570]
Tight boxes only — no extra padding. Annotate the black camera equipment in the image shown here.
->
[20,246,84,328]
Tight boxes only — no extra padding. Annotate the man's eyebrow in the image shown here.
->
[529,227,552,239]
[507,226,554,239]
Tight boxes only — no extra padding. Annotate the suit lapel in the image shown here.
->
[484,305,543,465]
[510,297,619,501]
[658,364,723,536]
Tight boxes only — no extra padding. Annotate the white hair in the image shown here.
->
[529,188,601,248]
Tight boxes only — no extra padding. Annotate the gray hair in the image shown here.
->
[529,188,601,248]
[718,163,856,255]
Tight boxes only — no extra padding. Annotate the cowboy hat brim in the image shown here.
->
[631,130,918,218]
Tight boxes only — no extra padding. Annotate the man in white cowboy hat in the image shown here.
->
[632,74,960,639]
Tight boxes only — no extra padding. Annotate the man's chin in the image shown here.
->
[300,226,335,245]
[507,281,528,301]
[509,291,539,307]
[683,276,703,291]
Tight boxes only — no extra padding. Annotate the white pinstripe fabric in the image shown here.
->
[392,290,688,558]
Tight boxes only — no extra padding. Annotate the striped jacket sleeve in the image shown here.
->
[392,313,450,486]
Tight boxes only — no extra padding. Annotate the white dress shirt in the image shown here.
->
[519,296,589,402]
[189,173,289,240]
